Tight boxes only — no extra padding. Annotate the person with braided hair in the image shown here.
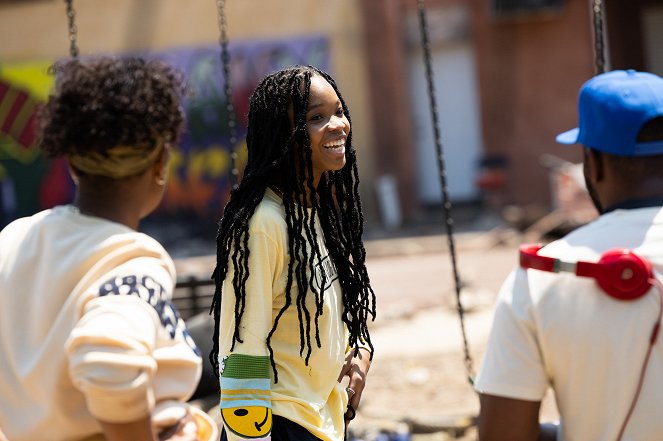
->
[0,57,217,441]
[211,65,376,441]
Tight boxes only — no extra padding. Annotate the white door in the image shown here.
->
[642,5,663,76]
[407,44,484,204]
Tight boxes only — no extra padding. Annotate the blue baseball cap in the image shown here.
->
[556,70,663,156]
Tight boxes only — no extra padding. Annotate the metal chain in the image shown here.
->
[216,0,239,189]
[592,0,606,74]
[64,0,79,58]
[417,0,475,385]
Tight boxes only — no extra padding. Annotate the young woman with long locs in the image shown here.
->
[211,65,376,441]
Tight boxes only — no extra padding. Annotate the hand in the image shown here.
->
[337,347,372,427]
[98,415,158,441]
[158,409,199,441]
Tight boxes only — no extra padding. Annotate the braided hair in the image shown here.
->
[210,65,376,381]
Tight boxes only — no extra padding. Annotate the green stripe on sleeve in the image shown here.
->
[221,354,271,379]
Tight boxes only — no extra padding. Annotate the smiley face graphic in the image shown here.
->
[221,406,272,438]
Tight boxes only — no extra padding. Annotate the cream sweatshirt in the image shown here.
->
[0,206,201,441]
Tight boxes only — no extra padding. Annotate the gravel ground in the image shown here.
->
[178,228,561,440]
[342,232,560,440]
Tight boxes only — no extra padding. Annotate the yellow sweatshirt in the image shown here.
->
[0,206,202,441]
[218,189,350,441]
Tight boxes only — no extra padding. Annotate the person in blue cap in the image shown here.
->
[475,70,663,441]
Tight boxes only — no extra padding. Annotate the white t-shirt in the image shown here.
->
[0,206,201,441]
[475,206,663,441]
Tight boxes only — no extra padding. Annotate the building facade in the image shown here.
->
[1,0,662,233]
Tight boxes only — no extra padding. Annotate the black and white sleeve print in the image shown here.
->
[98,274,201,356]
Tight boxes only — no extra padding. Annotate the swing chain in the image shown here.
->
[216,0,239,189]
[592,0,606,74]
[64,0,79,58]
[417,0,475,385]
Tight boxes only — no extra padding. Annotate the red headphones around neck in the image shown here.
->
[519,244,653,301]
[519,243,661,441]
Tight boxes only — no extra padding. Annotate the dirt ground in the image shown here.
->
[344,232,560,440]
[179,229,560,440]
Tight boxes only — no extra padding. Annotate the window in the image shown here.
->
[491,0,563,19]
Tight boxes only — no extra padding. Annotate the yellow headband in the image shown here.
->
[69,142,165,179]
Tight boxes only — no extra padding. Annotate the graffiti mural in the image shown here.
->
[0,61,72,228]
[0,35,330,229]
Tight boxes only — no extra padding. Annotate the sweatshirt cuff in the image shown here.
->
[83,372,156,423]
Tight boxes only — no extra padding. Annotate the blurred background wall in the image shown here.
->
[1,0,662,255]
